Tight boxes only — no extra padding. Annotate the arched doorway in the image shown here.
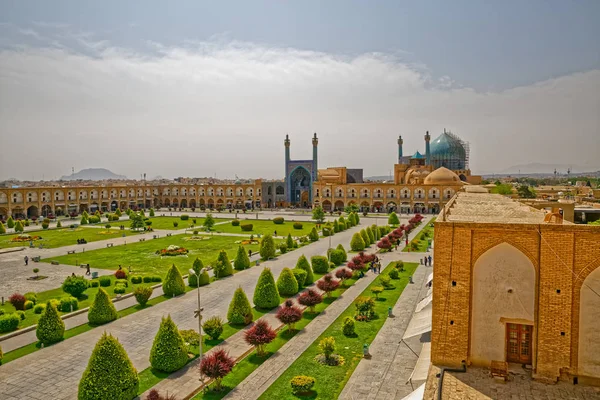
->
[180,199,187,208]
[459,174,467,182]
[172,199,179,208]
[163,198,171,207]
[289,166,312,207]
[189,199,196,209]
[0,207,8,220]
[334,200,344,211]
[386,202,397,213]
[27,205,39,218]
[471,243,535,367]
[41,205,52,217]
[579,266,600,378]
[360,201,370,212]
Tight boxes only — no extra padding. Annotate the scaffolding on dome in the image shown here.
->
[430,130,469,170]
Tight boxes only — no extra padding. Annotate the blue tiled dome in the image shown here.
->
[430,132,466,170]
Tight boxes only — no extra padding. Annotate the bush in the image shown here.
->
[78,332,139,400]
[278,242,288,254]
[42,222,49,229]
[34,304,46,314]
[151,276,162,282]
[371,286,384,299]
[277,268,299,296]
[355,296,376,320]
[202,316,224,340]
[200,349,234,392]
[253,268,280,309]
[61,275,88,298]
[366,227,375,244]
[308,227,319,242]
[115,279,128,288]
[342,316,356,336]
[58,296,79,312]
[259,234,276,260]
[350,232,366,251]
[335,268,354,286]
[80,216,88,225]
[0,313,19,333]
[88,216,100,224]
[227,287,253,325]
[24,292,37,304]
[234,245,250,270]
[9,293,26,310]
[244,319,276,356]
[360,229,370,246]
[319,336,336,359]
[7,216,15,228]
[388,268,399,279]
[179,329,200,347]
[311,255,329,273]
[276,299,303,331]
[134,286,153,306]
[298,288,323,312]
[114,269,127,280]
[36,301,65,345]
[172,221,178,228]
[317,274,341,297]
[142,276,153,283]
[388,212,400,225]
[273,217,284,224]
[0,221,4,234]
[293,222,303,229]
[379,274,393,288]
[241,223,253,231]
[292,268,308,288]
[322,227,331,237]
[90,280,99,288]
[99,276,111,287]
[214,250,233,278]
[295,255,315,284]
[88,288,118,325]
[180,214,189,220]
[231,219,240,226]
[163,264,186,297]
[131,275,142,284]
[330,249,346,265]
[14,220,24,232]
[150,315,189,373]
[16,310,25,320]
[290,376,315,395]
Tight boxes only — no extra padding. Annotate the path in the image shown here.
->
[0,224,364,400]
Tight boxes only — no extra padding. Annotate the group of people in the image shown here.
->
[76,238,87,244]
[369,255,382,274]
[423,255,433,266]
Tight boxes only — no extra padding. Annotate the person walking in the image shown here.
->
[274,230,277,237]
[428,255,432,266]
[85,264,91,276]
[248,249,252,258]
[24,255,29,266]
[377,262,381,274]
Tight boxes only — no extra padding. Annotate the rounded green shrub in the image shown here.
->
[114,285,126,295]
[241,223,253,231]
[61,275,88,298]
[350,232,366,251]
[24,300,34,310]
[388,212,400,225]
[259,234,276,260]
[0,221,5,234]
[115,279,128,288]
[273,217,284,224]
[342,316,356,336]
[292,268,307,287]
[78,332,139,400]
[234,245,250,270]
[180,214,189,221]
[33,304,46,314]
[366,227,375,244]
[290,375,315,394]
[0,313,19,333]
[253,268,280,309]
[330,249,346,265]
[133,285,153,306]
[150,315,189,373]
[231,219,240,226]
[227,287,253,325]
[202,316,224,340]
[336,244,348,261]
[286,233,295,249]
[88,288,117,325]
[278,242,288,254]
[295,255,314,285]
[130,276,142,284]
[308,227,319,242]
[58,296,79,312]
[36,301,65,345]
[276,268,299,296]
[99,276,111,287]
[90,281,99,288]
[24,292,37,304]
[311,255,329,273]
[360,229,370,246]
[388,268,399,280]
[16,311,25,320]
[151,276,162,282]
[143,276,153,283]
[163,264,186,297]
[293,222,303,229]
[6,216,14,229]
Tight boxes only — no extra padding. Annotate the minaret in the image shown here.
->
[285,134,291,202]
[397,135,403,163]
[425,131,431,166]
[312,132,318,182]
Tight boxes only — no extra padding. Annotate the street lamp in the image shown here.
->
[189,267,206,380]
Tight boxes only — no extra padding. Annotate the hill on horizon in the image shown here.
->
[60,168,126,181]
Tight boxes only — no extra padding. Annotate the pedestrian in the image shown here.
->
[428,255,432,266]
[118,264,122,270]
[274,230,277,236]
[248,249,252,258]
[71,272,76,277]
[86,264,91,275]
[24,255,29,266]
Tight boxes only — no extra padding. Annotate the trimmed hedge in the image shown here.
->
[290,376,315,394]
[88,288,118,325]
[131,276,142,284]
[292,268,308,288]
[259,234,276,260]
[350,232,366,251]
[227,287,253,325]
[293,222,303,229]
[276,267,299,296]
[241,223,253,231]
[78,333,139,400]
[99,276,111,287]
[295,255,314,285]
[231,219,240,226]
[202,316,224,341]
[273,217,284,224]
[234,245,250,270]
[150,315,189,373]
[62,275,88,298]
[163,264,186,297]
[330,249,346,265]
[253,268,280,309]
[58,296,79,313]
[33,304,46,314]
[134,286,153,306]
[308,227,319,242]
[36,301,65,345]
[311,256,329,273]
[0,313,19,333]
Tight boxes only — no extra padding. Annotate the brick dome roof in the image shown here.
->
[424,167,462,185]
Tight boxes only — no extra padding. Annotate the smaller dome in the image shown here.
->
[424,167,463,185]
[412,151,424,159]
[235,179,242,185]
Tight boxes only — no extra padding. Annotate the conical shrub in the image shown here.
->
[149,315,189,373]
[388,212,400,225]
[308,227,319,242]
[36,301,65,345]
[336,244,347,262]
[350,232,366,251]
[253,268,280,309]
[371,224,380,240]
[188,258,207,287]
[78,332,139,400]
[217,250,233,276]
[295,255,314,285]
[163,264,185,297]
[234,245,250,270]
[0,222,5,234]
[259,234,276,260]
[227,287,253,325]
[14,220,23,232]
[6,216,14,229]
[354,212,360,225]
[286,233,295,249]
[333,220,340,233]
[276,267,299,296]
[366,227,375,244]
[360,229,369,246]
[88,288,117,325]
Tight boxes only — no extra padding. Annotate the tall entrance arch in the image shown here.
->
[579,266,600,378]
[289,166,312,207]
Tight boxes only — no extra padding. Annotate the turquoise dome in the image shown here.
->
[411,151,424,159]
[429,132,466,170]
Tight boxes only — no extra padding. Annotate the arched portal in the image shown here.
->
[180,199,187,208]
[163,198,171,207]
[41,205,52,216]
[334,200,344,211]
[470,243,535,367]
[578,266,600,378]
[189,199,196,209]
[27,205,39,218]
[289,166,312,207]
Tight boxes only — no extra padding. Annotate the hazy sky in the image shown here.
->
[1,1,599,180]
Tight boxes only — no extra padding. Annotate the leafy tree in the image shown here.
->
[319,336,336,361]
[115,208,122,217]
[14,220,24,232]
[88,288,117,325]
[311,255,329,273]
[335,268,353,286]
[163,264,186,296]
[492,183,513,195]
[298,288,323,312]
[360,229,370,246]
[149,208,155,217]
[388,212,400,226]
[286,233,295,249]
[276,299,303,331]
[200,349,234,391]
[78,333,139,400]
[62,275,88,298]
[244,319,276,356]
[316,274,340,297]
[517,185,537,198]
[336,244,347,262]
[0,222,5,234]
[150,315,189,373]
[344,204,359,214]
[253,268,280,309]
[377,236,393,252]
[216,250,233,277]
[227,287,253,325]
[333,220,340,233]
[308,227,319,242]
[312,205,325,224]
[276,267,299,296]
[366,227,375,244]
[7,216,15,229]
[259,234,276,260]
[203,213,215,231]
[234,245,250,270]
[371,286,384,299]
[36,301,65,345]
[295,255,314,284]
[129,212,144,231]
[350,232,366,251]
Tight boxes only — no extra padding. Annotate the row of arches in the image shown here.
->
[317,199,439,214]
[315,187,455,200]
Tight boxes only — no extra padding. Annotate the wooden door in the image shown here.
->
[506,323,532,364]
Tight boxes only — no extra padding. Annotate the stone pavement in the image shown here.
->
[0,224,364,400]
[339,263,431,399]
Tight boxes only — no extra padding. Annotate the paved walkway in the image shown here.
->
[0,224,365,400]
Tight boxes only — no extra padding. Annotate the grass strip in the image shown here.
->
[402,218,436,252]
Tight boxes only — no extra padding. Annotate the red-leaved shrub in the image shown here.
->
[275,299,303,331]
[335,268,354,285]
[9,293,26,310]
[114,270,127,280]
[199,349,235,391]
[244,319,276,356]
[316,274,340,297]
[377,237,392,251]
[298,289,323,312]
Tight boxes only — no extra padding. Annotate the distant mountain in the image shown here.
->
[60,168,126,181]
[497,163,600,175]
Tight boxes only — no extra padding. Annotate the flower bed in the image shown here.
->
[235,239,259,245]
[156,245,189,256]
[183,236,210,241]
[10,234,41,242]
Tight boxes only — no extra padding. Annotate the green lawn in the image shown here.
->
[259,262,418,400]
[402,218,435,252]
[43,234,266,276]
[147,217,231,230]
[0,226,140,249]
[214,219,317,238]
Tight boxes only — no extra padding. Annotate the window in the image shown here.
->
[276,186,284,195]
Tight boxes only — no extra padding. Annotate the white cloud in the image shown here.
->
[0,36,599,180]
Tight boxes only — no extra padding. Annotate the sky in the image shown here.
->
[0,0,599,180]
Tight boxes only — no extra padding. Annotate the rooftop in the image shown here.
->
[441,191,547,224]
